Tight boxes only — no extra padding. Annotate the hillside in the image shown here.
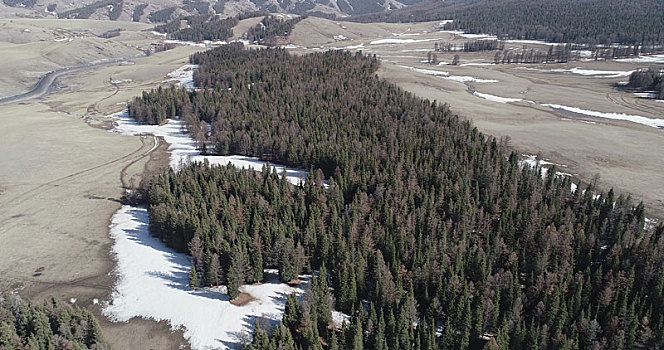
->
[0,0,423,21]
[350,0,664,46]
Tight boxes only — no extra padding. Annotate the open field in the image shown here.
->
[289,16,664,219]
[0,17,206,348]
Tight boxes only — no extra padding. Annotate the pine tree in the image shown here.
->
[189,266,200,289]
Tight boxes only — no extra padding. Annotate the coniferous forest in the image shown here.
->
[246,15,306,45]
[0,295,107,349]
[627,67,664,100]
[129,44,664,349]
[349,0,664,47]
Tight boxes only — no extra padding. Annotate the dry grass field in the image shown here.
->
[289,16,664,219]
[0,18,206,348]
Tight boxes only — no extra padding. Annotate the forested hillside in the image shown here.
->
[246,15,306,45]
[129,44,664,349]
[0,295,108,349]
[153,15,238,42]
[351,0,664,46]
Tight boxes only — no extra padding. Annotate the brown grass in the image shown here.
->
[230,292,258,306]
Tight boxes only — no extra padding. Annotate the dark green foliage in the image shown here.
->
[148,7,177,23]
[182,0,209,15]
[0,295,108,349]
[138,44,664,348]
[351,0,664,47]
[246,15,306,46]
[58,0,123,20]
[132,3,147,22]
[154,15,238,42]
[627,67,664,99]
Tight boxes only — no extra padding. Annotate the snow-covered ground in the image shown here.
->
[104,205,309,350]
[370,38,438,45]
[522,67,633,78]
[617,54,664,64]
[443,75,498,83]
[398,65,497,83]
[542,104,664,129]
[164,39,207,48]
[519,155,577,191]
[111,111,313,185]
[473,92,522,104]
[164,64,199,90]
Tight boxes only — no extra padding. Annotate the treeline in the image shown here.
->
[435,40,503,52]
[493,46,576,64]
[628,67,664,100]
[132,44,664,349]
[132,3,147,22]
[154,15,238,42]
[247,275,334,350]
[246,15,306,46]
[182,0,209,15]
[58,0,123,20]
[350,0,664,47]
[148,7,177,23]
[0,295,108,349]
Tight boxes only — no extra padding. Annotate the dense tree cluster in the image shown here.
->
[247,272,333,350]
[351,0,664,48]
[132,44,664,349]
[627,67,664,100]
[99,28,122,38]
[154,15,238,42]
[2,0,36,7]
[148,7,177,23]
[492,45,576,65]
[0,295,108,349]
[57,0,123,20]
[132,3,147,22]
[435,40,503,53]
[246,15,306,46]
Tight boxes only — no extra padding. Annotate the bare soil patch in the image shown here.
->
[230,292,258,306]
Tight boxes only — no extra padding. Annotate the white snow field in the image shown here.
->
[104,206,309,350]
[164,64,199,90]
[111,110,313,185]
[542,104,664,128]
[370,38,438,45]
[473,92,522,104]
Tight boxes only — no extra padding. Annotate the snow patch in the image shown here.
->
[370,38,438,45]
[165,64,198,90]
[542,104,664,128]
[164,39,206,48]
[617,54,664,64]
[104,206,309,350]
[473,92,522,104]
[111,79,132,84]
[443,76,498,83]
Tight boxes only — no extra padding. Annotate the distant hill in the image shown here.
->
[0,0,430,21]
[349,0,664,45]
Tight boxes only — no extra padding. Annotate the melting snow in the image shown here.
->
[473,92,522,104]
[165,64,198,90]
[370,38,438,45]
[617,54,664,64]
[443,76,498,83]
[104,206,309,350]
[542,104,664,128]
